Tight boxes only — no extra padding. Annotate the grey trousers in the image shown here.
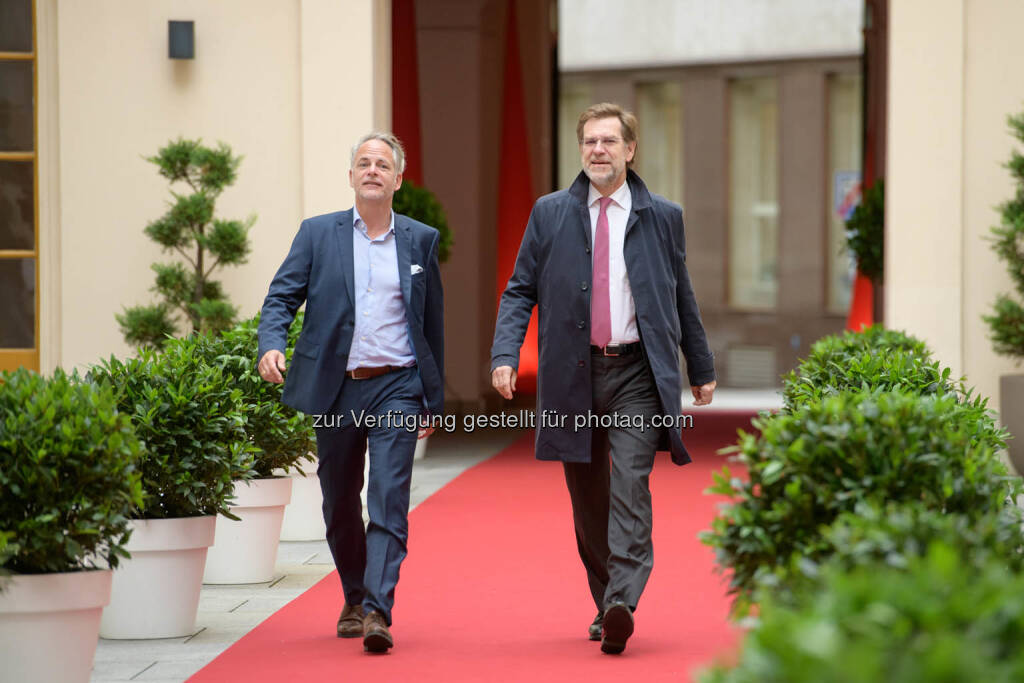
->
[563,350,662,613]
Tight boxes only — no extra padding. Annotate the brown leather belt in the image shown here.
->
[346,365,408,380]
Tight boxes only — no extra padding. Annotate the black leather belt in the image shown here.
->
[590,342,642,357]
[347,365,406,380]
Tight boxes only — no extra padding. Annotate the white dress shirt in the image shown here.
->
[587,180,639,344]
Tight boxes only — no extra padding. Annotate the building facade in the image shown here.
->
[558,0,864,386]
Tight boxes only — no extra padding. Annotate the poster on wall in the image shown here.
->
[834,170,862,221]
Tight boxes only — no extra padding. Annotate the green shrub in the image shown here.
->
[806,326,930,361]
[845,178,884,285]
[702,390,1014,608]
[758,502,1024,605]
[782,348,955,411]
[701,543,1024,682]
[392,180,453,263]
[0,368,144,575]
[175,312,314,477]
[89,342,257,519]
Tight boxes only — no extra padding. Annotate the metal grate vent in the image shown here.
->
[727,345,777,388]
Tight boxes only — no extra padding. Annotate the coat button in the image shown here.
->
[580,282,588,291]
[577,360,585,367]
[577,320,585,329]
[585,246,591,254]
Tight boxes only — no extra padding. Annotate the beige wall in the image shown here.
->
[886,0,1024,413]
[45,0,382,372]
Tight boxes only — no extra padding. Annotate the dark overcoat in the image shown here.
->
[258,209,445,416]
[491,170,715,465]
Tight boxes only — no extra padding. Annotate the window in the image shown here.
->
[634,81,683,204]
[0,0,38,371]
[728,77,778,309]
[827,72,863,313]
[557,80,594,189]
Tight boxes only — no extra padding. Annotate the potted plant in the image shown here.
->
[172,322,315,583]
[0,368,143,682]
[392,179,452,459]
[116,138,254,349]
[88,342,256,638]
[983,109,1024,474]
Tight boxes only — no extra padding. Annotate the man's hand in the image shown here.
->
[258,349,288,384]
[691,380,716,406]
[418,426,435,439]
[491,365,518,400]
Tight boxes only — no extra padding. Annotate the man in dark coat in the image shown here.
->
[491,103,716,654]
[258,132,444,653]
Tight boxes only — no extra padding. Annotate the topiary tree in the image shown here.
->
[983,110,1024,359]
[392,179,453,263]
[116,138,253,349]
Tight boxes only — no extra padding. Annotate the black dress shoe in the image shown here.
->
[600,603,634,655]
[588,612,603,641]
[363,610,394,653]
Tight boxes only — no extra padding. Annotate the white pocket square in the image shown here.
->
[411,264,423,275]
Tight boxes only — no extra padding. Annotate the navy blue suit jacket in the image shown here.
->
[258,209,445,416]
[491,170,715,466]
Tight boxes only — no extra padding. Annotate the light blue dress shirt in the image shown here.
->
[346,206,416,371]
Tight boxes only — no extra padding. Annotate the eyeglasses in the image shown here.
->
[581,137,622,149]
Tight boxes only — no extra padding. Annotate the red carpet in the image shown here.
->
[190,413,749,682]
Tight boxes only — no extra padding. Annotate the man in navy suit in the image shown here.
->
[491,103,716,654]
[258,132,444,653]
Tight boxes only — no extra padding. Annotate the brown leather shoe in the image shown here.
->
[363,610,394,653]
[600,603,634,654]
[336,603,364,638]
[588,612,603,641]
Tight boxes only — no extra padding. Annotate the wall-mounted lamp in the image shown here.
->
[168,21,195,59]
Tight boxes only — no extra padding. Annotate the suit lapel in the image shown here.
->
[395,216,413,309]
[334,211,355,309]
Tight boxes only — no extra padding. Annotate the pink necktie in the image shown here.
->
[590,197,613,347]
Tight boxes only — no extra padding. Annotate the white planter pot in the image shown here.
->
[203,477,293,584]
[0,569,111,683]
[100,516,216,639]
[279,458,327,542]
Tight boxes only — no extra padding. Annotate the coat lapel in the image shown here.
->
[569,171,593,247]
[335,211,355,309]
[395,216,413,309]
[624,169,652,238]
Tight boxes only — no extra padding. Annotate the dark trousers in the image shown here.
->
[563,351,662,613]
[313,366,422,625]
